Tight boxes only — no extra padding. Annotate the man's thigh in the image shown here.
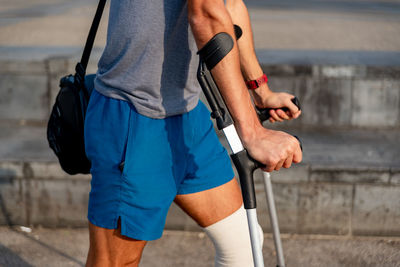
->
[174,178,243,227]
[86,221,147,267]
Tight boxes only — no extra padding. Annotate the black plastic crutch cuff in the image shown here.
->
[234,25,242,40]
[197,32,235,130]
[197,32,234,70]
[231,150,263,209]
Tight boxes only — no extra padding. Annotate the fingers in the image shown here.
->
[274,145,296,171]
[268,97,301,122]
[276,109,291,120]
[269,109,283,122]
[262,166,274,173]
[261,157,282,172]
[293,143,303,163]
[283,154,293,169]
[286,97,300,115]
[274,158,285,171]
[292,110,301,119]
[262,155,293,172]
[261,137,300,172]
[269,109,295,123]
[249,129,302,173]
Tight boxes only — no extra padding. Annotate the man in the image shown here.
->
[84,0,302,266]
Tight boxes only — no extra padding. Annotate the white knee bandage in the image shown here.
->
[203,205,264,267]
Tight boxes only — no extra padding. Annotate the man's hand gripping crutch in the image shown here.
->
[189,1,302,266]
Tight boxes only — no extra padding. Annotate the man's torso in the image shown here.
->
[95,0,201,119]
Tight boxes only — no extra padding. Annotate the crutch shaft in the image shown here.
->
[247,209,265,267]
[196,32,265,267]
[263,172,285,267]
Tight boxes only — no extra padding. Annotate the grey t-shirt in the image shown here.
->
[95,0,201,119]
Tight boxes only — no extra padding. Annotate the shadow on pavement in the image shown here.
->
[0,244,33,267]
[1,192,85,266]
[12,229,85,266]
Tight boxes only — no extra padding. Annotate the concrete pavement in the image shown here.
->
[1,0,400,67]
[1,226,400,267]
[1,0,400,51]
[248,0,400,51]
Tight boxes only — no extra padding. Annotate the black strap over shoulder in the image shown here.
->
[75,0,107,85]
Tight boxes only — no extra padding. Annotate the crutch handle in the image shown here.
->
[256,97,301,122]
[231,150,263,210]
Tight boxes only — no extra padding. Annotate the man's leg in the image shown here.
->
[86,220,147,267]
[175,178,256,267]
[175,178,242,227]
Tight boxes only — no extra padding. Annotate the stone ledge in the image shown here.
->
[2,160,395,184]
[261,65,400,79]
[256,50,400,68]
[309,166,391,184]
[352,185,400,236]
[390,170,400,185]
[1,47,400,128]
[0,162,90,180]
[1,125,399,179]
[1,161,399,236]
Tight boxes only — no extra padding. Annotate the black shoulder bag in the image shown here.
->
[47,0,107,175]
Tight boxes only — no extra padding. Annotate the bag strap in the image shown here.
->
[75,0,107,87]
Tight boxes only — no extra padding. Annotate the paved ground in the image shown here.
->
[1,226,400,267]
[248,0,400,51]
[1,0,399,66]
[0,0,399,51]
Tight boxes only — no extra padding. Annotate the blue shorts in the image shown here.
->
[84,89,234,241]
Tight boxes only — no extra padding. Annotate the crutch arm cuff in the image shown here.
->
[197,32,234,70]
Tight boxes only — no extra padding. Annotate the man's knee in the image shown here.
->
[86,221,147,267]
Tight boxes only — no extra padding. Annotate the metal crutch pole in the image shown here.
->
[263,172,285,267]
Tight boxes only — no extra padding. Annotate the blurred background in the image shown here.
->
[0,0,399,266]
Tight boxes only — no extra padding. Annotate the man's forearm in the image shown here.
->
[188,0,263,144]
[225,0,275,105]
[225,0,264,81]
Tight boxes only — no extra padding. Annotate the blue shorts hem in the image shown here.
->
[87,215,163,241]
[177,174,235,195]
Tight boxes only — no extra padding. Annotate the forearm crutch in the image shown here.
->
[197,32,265,267]
[197,32,301,267]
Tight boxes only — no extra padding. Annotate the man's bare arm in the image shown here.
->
[225,0,301,122]
[188,0,258,143]
[188,0,302,171]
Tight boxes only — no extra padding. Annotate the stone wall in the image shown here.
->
[261,64,400,129]
[1,161,399,237]
[0,51,399,236]
[1,53,399,129]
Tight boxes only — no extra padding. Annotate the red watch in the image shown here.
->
[245,74,268,90]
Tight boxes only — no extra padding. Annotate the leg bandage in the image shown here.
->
[203,205,264,267]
